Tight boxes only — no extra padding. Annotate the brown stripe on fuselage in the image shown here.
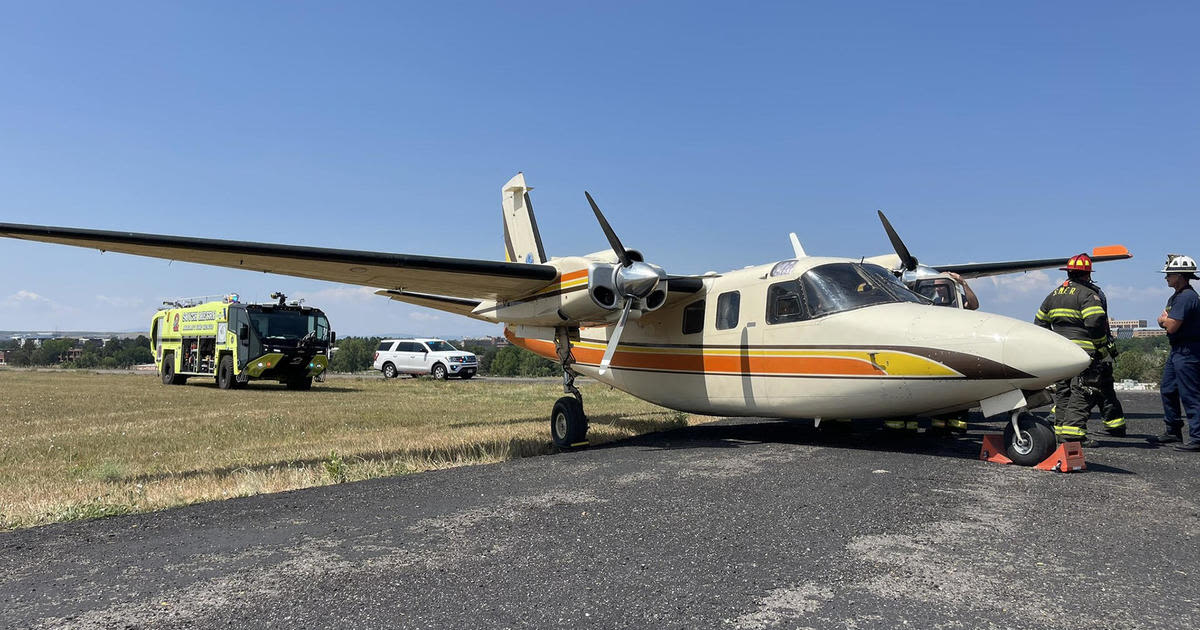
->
[507,331,1032,380]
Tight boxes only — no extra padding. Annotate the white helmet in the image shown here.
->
[1162,254,1198,278]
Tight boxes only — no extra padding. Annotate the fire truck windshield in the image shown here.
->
[249,310,330,341]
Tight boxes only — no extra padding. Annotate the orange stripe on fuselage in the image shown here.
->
[504,330,884,376]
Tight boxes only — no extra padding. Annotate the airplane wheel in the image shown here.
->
[1002,411,1056,466]
[551,396,588,448]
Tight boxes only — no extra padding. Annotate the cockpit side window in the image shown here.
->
[767,282,808,324]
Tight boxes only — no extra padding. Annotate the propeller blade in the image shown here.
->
[598,300,633,376]
[585,191,630,267]
[877,210,917,271]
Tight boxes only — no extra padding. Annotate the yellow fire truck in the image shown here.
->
[150,293,333,390]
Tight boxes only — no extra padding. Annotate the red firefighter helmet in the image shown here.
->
[1060,253,1092,273]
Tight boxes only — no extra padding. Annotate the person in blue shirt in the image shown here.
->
[1153,254,1200,451]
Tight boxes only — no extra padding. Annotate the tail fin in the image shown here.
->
[501,173,547,264]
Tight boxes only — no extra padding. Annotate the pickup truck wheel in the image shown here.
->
[432,363,447,380]
[382,363,397,379]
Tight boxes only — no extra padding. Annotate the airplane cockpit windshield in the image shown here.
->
[767,262,930,324]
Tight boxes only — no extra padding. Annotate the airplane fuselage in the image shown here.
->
[505,257,1089,420]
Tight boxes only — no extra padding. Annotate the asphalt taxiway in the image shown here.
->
[2,391,1197,629]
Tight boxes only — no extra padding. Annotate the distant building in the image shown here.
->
[0,350,7,365]
[11,333,56,347]
[1110,319,1148,340]
[1133,329,1167,338]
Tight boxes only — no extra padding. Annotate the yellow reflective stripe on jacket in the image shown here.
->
[1081,306,1106,318]
[1036,310,1049,321]
[1046,308,1083,318]
[1070,339,1096,349]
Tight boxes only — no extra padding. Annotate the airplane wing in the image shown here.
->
[0,223,559,300]
[933,246,1132,279]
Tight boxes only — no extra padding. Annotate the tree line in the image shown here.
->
[0,336,154,369]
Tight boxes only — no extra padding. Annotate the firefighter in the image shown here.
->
[1153,254,1200,451]
[1035,253,1115,447]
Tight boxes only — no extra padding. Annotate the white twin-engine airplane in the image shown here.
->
[0,173,1132,465]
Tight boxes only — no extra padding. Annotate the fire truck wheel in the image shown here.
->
[217,355,237,390]
[162,355,186,386]
[161,358,174,385]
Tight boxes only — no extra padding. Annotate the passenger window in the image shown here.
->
[716,292,740,330]
[378,341,393,352]
[682,300,705,335]
[767,282,807,324]
[399,342,416,352]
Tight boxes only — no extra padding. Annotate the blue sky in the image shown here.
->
[1,2,1195,336]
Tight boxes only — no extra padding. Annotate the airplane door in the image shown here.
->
[706,290,765,413]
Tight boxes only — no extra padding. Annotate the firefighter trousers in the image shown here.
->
[1162,345,1200,443]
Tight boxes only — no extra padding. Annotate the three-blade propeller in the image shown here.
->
[585,192,664,375]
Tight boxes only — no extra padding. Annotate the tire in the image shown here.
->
[162,355,185,385]
[217,355,236,390]
[286,376,313,391]
[1002,412,1057,466]
[550,396,588,448]
[432,363,447,380]
[382,363,398,379]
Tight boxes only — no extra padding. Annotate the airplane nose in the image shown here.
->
[1000,322,1091,385]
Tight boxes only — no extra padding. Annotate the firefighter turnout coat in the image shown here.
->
[1035,280,1110,358]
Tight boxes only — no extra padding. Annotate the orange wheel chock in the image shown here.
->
[1034,441,1087,472]
[979,434,1014,464]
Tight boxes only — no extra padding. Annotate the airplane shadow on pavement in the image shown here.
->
[594,414,1140,475]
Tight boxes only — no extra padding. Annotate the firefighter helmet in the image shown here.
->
[1161,254,1198,278]
[1060,253,1092,273]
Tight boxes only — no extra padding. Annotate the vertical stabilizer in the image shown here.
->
[502,172,548,264]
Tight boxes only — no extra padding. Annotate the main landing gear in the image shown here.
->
[1002,409,1057,466]
[551,327,589,448]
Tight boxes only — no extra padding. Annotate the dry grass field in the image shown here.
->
[0,370,708,530]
